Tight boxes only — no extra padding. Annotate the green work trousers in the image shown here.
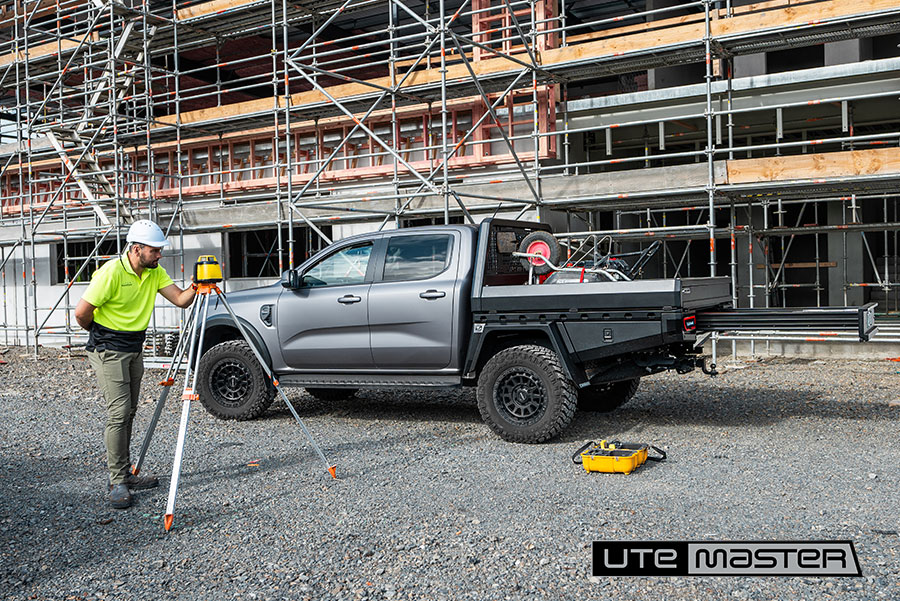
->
[87,349,144,485]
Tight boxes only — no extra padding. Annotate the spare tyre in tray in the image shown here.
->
[517,231,561,276]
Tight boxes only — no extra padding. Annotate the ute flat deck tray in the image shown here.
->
[696,302,878,341]
[474,276,732,313]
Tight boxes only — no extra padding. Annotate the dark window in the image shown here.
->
[302,243,373,287]
[53,239,122,284]
[226,226,332,278]
[382,234,452,282]
[768,45,824,74]
[400,216,464,228]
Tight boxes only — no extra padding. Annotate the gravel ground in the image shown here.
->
[1,348,899,601]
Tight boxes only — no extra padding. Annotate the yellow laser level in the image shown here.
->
[572,440,667,474]
[193,255,223,284]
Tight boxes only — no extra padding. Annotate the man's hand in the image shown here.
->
[74,299,96,331]
[159,283,197,308]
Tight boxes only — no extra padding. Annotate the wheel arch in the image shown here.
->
[201,315,273,369]
[464,324,587,386]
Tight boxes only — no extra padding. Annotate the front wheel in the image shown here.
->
[476,345,577,443]
[197,340,275,420]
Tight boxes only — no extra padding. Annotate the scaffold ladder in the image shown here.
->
[46,128,126,225]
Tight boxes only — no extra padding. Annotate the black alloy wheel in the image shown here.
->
[476,344,577,443]
[210,358,254,409]
[197,340,275,420]
[494,367,547,424]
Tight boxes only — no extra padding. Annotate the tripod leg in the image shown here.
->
[214,288,337,479]
[276,387,337,479]
[132,300,201,476]
[164,291,212,531]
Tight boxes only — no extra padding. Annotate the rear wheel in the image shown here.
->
[197,340,275,420]
[476,345,577,443]
[577,378,640,413]
[305,388,358,402]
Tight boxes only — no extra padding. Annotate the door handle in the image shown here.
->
[419,290,446,300]
[338,295,361,304]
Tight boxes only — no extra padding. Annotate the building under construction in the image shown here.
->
[1,0,900,357]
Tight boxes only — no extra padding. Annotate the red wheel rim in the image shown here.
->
[526,240,551,266]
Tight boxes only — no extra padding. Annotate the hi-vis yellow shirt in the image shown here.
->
[81,253,173,332]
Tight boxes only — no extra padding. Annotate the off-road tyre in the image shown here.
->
[517,231,561,276]
[577,378,640,413]
[476,344,577,443]
[305,388,358,402]
[197,340,275,420]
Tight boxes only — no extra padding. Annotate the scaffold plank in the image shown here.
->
[155,53,525,127]
[0,33,98,67]
[726,147,900,184]
[715,0,900,38]
[547,0,900,67]
[147,0,900,131]
[175,0,267,21]
[0,0,71,29]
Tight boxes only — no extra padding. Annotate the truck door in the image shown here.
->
[277,240,376,370]
[369,232,457,369]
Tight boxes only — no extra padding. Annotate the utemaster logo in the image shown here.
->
[592,541,862,577]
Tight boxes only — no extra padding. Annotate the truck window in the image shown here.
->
[301,242,373,287]
[382,234,452,282]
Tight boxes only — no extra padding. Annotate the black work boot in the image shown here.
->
[125,472,159,490]
[109,484,132,509]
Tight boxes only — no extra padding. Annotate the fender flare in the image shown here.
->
[463,322,588,386]
[202,313,273,369]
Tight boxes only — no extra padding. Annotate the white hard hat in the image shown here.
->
[126,219,170,248]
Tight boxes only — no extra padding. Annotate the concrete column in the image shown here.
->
[646,0,704,90]
[733,53,766,78]
[824,39,873,66]
[731,0,766,78]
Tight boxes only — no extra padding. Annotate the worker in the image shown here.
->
[75,220,196,509]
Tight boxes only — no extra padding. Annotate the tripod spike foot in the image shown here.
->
[164,514,174,531]
[131,464,140,476]
[328,465,337,479]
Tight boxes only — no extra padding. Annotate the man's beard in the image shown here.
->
[140,256,159,269]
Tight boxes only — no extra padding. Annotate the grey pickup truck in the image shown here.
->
[195,219,876,443]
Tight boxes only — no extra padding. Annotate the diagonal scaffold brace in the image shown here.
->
[133,258,336,532]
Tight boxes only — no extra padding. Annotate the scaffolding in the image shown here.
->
[1,0,900,355]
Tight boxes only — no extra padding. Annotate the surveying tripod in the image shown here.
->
[132,256,336,532]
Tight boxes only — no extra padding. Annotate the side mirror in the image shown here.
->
[281,270,300,289]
